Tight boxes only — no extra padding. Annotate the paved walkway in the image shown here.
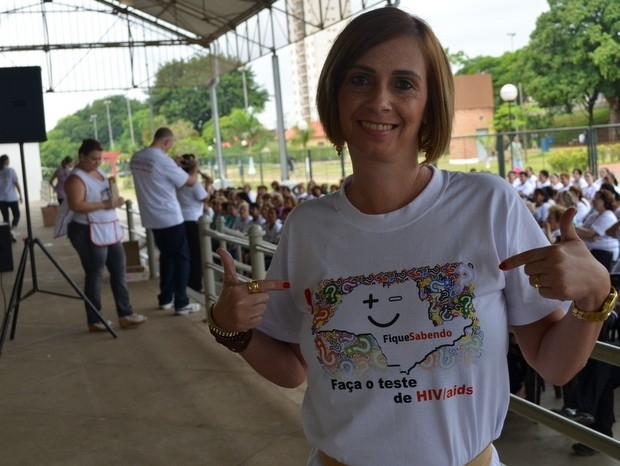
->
[0,205,618,465]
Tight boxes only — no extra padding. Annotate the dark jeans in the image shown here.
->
[0,201,20,228]
[67,221,133,324]
[152,223,190,309]
[184,221,203,292]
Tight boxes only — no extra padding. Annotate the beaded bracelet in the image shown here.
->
[207,304,253,353]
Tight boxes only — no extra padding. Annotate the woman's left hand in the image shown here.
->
[500,207,611,311]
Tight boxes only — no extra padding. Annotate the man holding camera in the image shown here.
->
[130,127,200,315]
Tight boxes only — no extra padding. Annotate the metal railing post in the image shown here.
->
[199,214,216,304]
[125,199,136,242]
[216,216,227,252]
[248,224,266,279]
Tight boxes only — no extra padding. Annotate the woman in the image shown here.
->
[207,8,612,466]
[575,189,619,270]
[543,204,567,244]
[176,154,210,292]
[0,154,23,242]
[531,187,550,227]
[49,156,74,204]
[65,139,146,332]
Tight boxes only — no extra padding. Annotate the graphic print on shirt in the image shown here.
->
[311,262,481,401]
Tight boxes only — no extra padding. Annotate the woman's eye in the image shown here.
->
[395,79,414,90]
[351,74,369,85]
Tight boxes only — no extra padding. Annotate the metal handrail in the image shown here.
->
[509,396,620,460]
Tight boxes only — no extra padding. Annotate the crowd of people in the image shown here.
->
[511,166,620,271]
[508,164,620,456]
[206,178,338,249]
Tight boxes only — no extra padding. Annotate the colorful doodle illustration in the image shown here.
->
[312,262,483,378]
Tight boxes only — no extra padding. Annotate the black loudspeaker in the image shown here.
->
[0,223,13,272]
[0,66,47,143]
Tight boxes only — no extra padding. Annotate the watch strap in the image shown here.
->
[571,287,618,322]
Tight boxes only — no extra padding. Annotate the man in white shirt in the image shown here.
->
[571,168,588,190]
[537,169,551,189]
[515,171,534,199]
[130,127,200,315]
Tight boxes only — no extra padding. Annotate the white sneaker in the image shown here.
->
[158,300,174,310]
[174,303,200,316]
[88,319,114,333]
[119,313,147,329]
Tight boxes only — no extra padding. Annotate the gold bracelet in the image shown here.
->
[207,303,253,352]
[207,303,241,337]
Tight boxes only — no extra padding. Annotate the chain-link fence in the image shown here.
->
[445,124,620,179]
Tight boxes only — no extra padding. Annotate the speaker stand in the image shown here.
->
[0,142,117,358]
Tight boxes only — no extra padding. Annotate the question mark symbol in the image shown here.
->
[324,283,339,304]
[459,295,473,316]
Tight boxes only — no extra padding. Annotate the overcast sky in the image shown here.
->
[43,0,551,131]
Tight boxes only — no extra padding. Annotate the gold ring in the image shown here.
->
[534,275,542,289]
[247,280,261,294]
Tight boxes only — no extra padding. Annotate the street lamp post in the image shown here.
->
[103,99,114,149]
[500,83,518,173]
[297,120,312,181]
[126,96,135,146]
[89,114,98,140]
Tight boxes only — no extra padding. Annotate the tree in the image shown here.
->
[150,55,269,132]
[523,0,620,132]
[455,52,524,106]
[168,120,210,157]
[201,107,270,153]
[39,129,76,171]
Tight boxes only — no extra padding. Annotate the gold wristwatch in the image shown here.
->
[571,287,618,322]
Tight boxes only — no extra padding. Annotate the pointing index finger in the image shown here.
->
[499,245,548,271]
[247,279,291,293]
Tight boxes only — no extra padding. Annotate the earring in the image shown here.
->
[334,143,343,157]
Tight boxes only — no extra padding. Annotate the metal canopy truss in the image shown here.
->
[0,0,385,94]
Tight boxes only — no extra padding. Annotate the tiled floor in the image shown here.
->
[0,207,618,465]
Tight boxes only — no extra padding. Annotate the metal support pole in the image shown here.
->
[272,52,289,181]
[210,49,226,185]
[497,134,506,179]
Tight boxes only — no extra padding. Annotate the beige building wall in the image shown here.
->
[450,74,495,163]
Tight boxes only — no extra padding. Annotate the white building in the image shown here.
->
[289,0,351,125]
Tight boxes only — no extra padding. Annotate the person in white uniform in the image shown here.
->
[130,127,201,315]
[205,8,614,466]
[65,139,146,332]
[0,154,23,242]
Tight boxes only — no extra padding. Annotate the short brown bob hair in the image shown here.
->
[316,7,454,163]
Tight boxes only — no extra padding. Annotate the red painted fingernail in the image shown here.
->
[283,281,291,288]
[498,261,506,270]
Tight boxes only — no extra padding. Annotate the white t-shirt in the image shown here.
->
[130,146,189,229]
[0,167,19,202]
[581,209,619,260]
[177,182,208,222]
[260,167,565,466]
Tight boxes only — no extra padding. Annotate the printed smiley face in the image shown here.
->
[365,294,402,328]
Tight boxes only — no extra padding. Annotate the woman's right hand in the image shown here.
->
[213,248,290,332]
